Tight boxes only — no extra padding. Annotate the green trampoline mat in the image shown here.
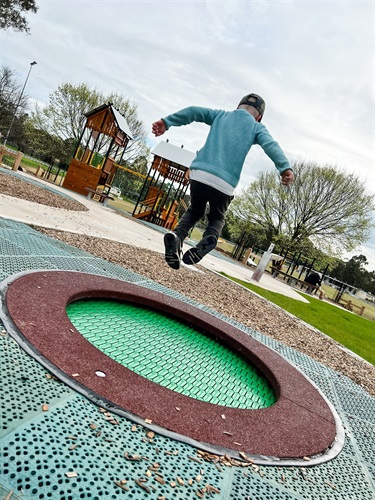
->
[67,299,276,409]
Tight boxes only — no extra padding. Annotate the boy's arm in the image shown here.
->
[255,125,294,184]
[152,120,167,137]
[152,106,218,136]
[280,169,294,185]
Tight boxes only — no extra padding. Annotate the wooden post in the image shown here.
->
[36,166,45,178]
[13,151,23,171]
[242,248,252,265]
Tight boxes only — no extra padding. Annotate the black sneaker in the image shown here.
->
[182,235,217,265]
[164,232,182,270]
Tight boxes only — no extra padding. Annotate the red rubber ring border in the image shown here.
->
[4,270,340,461]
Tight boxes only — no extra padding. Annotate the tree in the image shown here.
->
[227,171,286,245]
[0,64,30,142]
[32,83,103,143]
[23,119,73,165]
[227,161,375,255]
[0,0,38,33]
[30,82,149,162]
[330,254,368,285]
[330,255,375,293]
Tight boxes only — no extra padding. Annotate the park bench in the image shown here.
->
[270,267,319,294]
[85,188,114,207]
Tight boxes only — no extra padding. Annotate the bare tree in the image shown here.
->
[0,64,29,141]
[227,161,375,254]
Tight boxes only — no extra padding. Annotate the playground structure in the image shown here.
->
[234,235,369,316]
[132,141,195,230]
[270,248,329,284]
[236,238,330,293]
[323,275,367,315]
[235,236,329,283]
[62,103,132,201]
[0,145,23,171]
[273,250,367,313]
[269,252,327,297]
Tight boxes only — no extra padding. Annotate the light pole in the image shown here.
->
[3,61,37,146]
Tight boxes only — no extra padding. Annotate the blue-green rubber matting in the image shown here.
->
[66,299,276,409]
[0,217,374,499]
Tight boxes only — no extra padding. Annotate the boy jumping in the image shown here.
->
[152,93,294,270]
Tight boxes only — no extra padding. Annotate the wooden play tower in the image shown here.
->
[63,103,132,199]
[132,141,195,229]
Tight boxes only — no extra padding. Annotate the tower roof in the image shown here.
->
[85,103,133,140]
[151,141,196,169]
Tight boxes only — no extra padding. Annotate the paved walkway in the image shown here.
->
[0,170,308,302]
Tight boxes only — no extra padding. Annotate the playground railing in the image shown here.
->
[270,267,319,294]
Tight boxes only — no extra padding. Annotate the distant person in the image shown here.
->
[304,270,322,293]
[272,258,284,271]
[152,93,294,270]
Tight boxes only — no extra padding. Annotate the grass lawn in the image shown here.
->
[190,227,235,252]
[108,197,136,213]
[222,273,375,366]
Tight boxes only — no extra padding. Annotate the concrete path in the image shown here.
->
[0,171,308,302]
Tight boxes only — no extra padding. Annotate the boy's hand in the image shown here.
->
[281,169,294,185]
[152,119,167,137]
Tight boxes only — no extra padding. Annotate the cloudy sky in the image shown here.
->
[1,0,374,269]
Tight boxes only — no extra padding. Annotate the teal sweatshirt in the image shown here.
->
[162,106,291,188]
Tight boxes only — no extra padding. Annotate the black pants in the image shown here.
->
[174,180,233,241]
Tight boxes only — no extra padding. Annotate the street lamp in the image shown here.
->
[3,61,37,146]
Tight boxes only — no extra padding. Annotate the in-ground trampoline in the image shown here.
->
[1,269,344,466]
